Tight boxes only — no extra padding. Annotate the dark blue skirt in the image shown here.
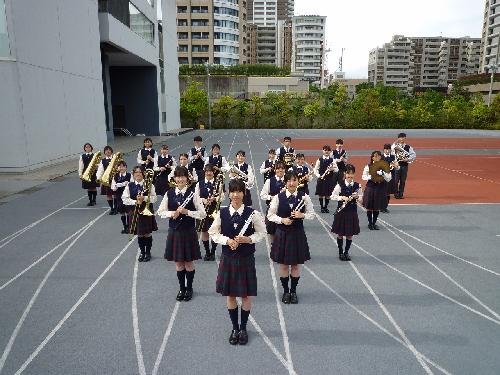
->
[332,209,360,237]
[81,173,100,189]
[164,228,201,262]
[271,226,310,265]
[315,173,336,196]
[100,185,113,196]
[362,181,388,211]
[216,254,257,297]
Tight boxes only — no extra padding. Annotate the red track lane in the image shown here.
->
[292,138,500,151]
[304,155,500,205]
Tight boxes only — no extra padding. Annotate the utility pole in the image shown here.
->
[205,62,212,129]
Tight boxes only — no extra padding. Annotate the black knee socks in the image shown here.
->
[280,276,290,293]
[210,240,217,254]
[202,240,210,254]
[87,191,92,202]
[145,236,152,255]
[240,308,250,331]
[367,211,373,225]
[373,211,379,224]
[319,198,324,209]
[107,199,113,209]
[120,215,127,228]
[138,237,146,254]
[91,191,97,202]
[324,198,330,208]
[290,276,300,293]
[345,239,352,254]
[186,270,195,291]
[337,237,344,254]
[177,270,186,291]
[228,307,239,330]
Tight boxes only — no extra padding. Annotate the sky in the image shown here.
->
[294,0,485,78]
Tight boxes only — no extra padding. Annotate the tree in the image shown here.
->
[250,95,264,128]
[355,82,374,94]
[180,81,208,127]
[303,101,321,127]
[234,100,250,128]
[212,96,237,128]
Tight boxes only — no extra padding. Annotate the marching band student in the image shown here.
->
[154,145,176,196]
[158,166,206,302]
[205,143,229,177]
[168,153,198,185]
[96,145,116,214]
[313,145,338,213]
[111,161,133,234]
[189,135,206,181]
[332,139,348,186]
[78,142,100,206]
[362,151,392,230]
[268,171,314,304]
[293,153,313,195]
[276,136,295,165]
[391,133,416,199]
[122,166,158,262]
[195,164,225,261]
[259,149,277,182]
[208,179,266,345]
[137,137,157,171]
[381,144,399,213]
[330,164,362,261]
[229,150,255,207]
[260,161,286,242]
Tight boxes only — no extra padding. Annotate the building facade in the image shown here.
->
[330,72,368,99]
[247,19,291,67]
[479,0,500,72]
[176,0,247,66]
[0,0,180,172]
[368,35,481,93]
[291,15,326,85]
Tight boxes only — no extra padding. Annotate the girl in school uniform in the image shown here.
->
[122,166,158,262]
[96,145,115,214]
[154,144,176,196]
[362,151,392,230]
[229,150,255,207]
[330,164,362,261]
[78,142,100,206]
[205,143,230,177]
[293,153,313,195]
[268,171,314,305]
[111,161,133,234]
[137,137,157,171]
[168,153,198,186]
[313,145,338,213]
[259,149,277,183]
[158,166,206,302]
[208,179,266,345]
[260,161,286,243]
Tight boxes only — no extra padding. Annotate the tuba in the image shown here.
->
[394,144,411,162]
[100,152,123,187]
[81,151,102,183]
[368,160,390,183]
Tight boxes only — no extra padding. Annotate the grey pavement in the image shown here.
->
[0,129,499,374]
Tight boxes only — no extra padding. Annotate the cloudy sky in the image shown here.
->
[294,0,484,78]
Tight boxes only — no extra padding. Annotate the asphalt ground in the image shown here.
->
[1,129,500,374]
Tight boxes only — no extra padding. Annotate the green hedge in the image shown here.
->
[179,64,291,77]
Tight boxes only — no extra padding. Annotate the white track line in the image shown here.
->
[378,218,500,277]
[381,222,500,322]
[14,237,136,375]
[245,129,295,375]
[131,254,147,375]
[0,210,107,374]
[0,196,86,249]
[151,301,181,375]
[416,159,500,186]
[314,216,434,374]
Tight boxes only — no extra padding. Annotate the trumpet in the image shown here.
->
[389,160,399,171]
[81,151,102,183]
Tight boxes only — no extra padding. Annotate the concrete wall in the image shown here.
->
[110,66,160,136]
[179,75,248,99]
[0,0,106,172]
[463,82,500,104]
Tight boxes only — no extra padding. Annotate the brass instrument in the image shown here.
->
[168,168,195,189]
[128,169,155,241]
[197,173,224,231]
[389,160,399,171]
[283,152,295,168]
[297,170,314,189]
[99,152,123,187]
[368,160,390,183]
[81,151,102,183]
[230,162,248,182]
[394,144,411,162]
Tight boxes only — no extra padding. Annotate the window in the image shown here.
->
[191,19,209,26]
[178,57,189,64]
[0,0,9,57]
[177,32,188,39]
[192,57,209,64]
[129,3,154,44]
[177,19,188,26]
[177,6,187,13]
[191,6,208,13]
[192,45,209,52]
[178,44,188,52]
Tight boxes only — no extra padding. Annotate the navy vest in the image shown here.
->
[278,147,294,161]
[398,145,411,166]
[332,149,347,171]
[190,147,205,170]
[337,182,360,212]
[220,206,256,257]
[208,155,222,168]
[140,148,155,169]
[237,163,249,175]
[276,191,306,231]
[198,180,215,199]
[382,154,395,163]
[101,157,111,170]
[166,187,196,230]
[264,160,275,181]
[82,153,93,169]
[269,176,285,196]
[114,172,131,196]
[128,182,144,200]
[318,157,334,175]
[157,155,173,176]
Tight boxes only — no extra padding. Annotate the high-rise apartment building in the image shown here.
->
[176,0,247,66]
[248,0,293,25]
[247,19,292,67]
[291,15,326,84]
[368,35,481,93]
[479,0,500,72]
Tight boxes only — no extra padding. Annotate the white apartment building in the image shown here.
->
[438,38,481,87]
[291,15,326,85]
[248,0,293,26]
[479,0,500,72]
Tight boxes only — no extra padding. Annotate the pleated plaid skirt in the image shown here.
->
[164,228,201,262]
[315,173,336,196]
[128,213,158,236]
[332,209,360,237]
[265,206,277,235]
[100,185,113,196]
[81,174,99,189]
[115,197,127,214]
[154,174,170,196]
[362,181,388,211]
[244,189,253,207]
[271,226,311,265]
[195,216,215,233]
[216,254,257,297]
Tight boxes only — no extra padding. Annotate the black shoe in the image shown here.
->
[112,208,118,215]
[183,289,193,301]
[91,200,97,206]
[176,290,185,301]
[87,201,93,207]
[290,292,298,304]
[343,253,351,261]
[138,253,145,262]
[209,253,216,261]
[109,209,114,215]
[203,253,211,261]
[281,292,291,304]
[238,329,248,345]
[324,208,330,213]
[339,253,346,261]
[320,208,325,213]
[143,253,151,262]
[368,224,374,230]
[381,208,389,213]
[372,224,380,230]
[229,329,239,345]
[121,227,128,234]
